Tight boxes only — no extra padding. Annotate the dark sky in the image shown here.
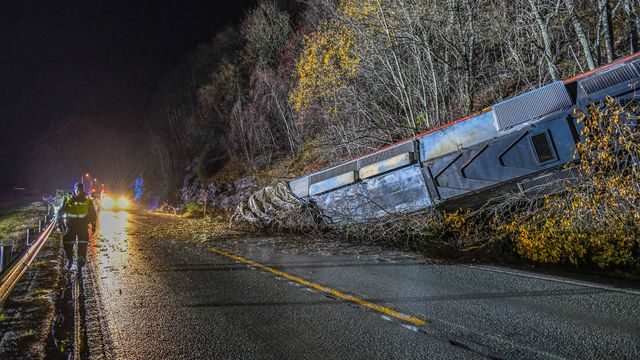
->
[0,0,258,192]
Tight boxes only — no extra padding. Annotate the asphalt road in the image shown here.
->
[89,210,640,359]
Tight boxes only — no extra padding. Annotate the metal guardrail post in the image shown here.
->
[0,221,56,302]
[39,220,42,233]
[1,245,12,272]
[26,228,31,247]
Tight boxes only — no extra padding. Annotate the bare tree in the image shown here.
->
[252,63,302,154]
[241,1,291,68]
[598,0,615,62]
[564,0,596,69]
[623,0,639,53]
[528,0,561,79]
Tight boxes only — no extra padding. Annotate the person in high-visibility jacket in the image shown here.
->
[57,182,97,269]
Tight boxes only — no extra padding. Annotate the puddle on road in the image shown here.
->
[93,211,132,270]
[90,210,137,303]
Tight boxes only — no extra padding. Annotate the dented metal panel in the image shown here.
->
[309,171,358,196]
[287,176,309,198]
[493,81,572,130]
[312,165,432,223]
[359,152,415,179]
[418,111,498,163]
[425,113,578,201]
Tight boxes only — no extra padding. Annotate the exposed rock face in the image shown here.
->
[180,175,258,213]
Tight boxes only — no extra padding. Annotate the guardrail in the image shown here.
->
[0,217,56,302]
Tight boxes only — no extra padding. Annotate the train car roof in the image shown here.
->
[563,51,640,84]
[299,52,640,179]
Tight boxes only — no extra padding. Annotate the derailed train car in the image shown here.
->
[288,53,640,223]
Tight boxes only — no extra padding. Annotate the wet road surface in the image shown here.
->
[90,210,640,359]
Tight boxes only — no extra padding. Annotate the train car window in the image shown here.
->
[531,132,556,163]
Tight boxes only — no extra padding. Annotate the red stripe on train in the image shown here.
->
[563,51,640,84]
[353,52,640,162]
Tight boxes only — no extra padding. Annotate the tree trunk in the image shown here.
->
[599,0,615,62]
[528,0,560,80]
[426,46,439,125]
[624,0,639,53]
[375,0,417,132]
[564,0,596,69]
[464,0,475,114]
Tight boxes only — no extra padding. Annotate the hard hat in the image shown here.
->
[74,182,84,190]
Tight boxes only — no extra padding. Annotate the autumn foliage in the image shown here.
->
[144,0,640,272]
[501,99,640,271]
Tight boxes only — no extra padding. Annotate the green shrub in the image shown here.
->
[182,202,204,218]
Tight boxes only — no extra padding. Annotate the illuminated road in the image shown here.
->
[90,210,640,359]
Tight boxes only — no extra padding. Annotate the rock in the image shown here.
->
[179,174,258,214]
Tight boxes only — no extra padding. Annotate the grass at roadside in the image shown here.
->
[0,209,62,358]
[0,202,49,249]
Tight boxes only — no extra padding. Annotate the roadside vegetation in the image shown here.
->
[0,202,48,252]
[142,0,640,274]
[145,0,639,195]
[502,99,640,273]
[0,202,62,358]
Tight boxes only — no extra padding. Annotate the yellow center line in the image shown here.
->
[209,246,427,326]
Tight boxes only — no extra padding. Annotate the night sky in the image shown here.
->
[0,0,258,192]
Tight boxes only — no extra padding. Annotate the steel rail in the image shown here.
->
[0,220,56,302]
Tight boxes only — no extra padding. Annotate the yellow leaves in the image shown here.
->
[290,0,396,115]
[505,100,640,270]
[443,209,470,230]
[290,23,360,114]
[441,209,475,243]
[339,0,378,21]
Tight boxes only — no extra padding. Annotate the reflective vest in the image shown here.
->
[65,196,90,219]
